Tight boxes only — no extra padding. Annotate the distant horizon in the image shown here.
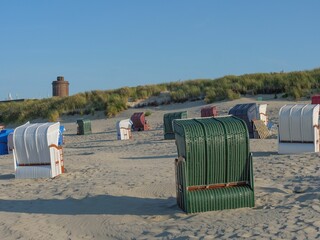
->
[1,1,319,100]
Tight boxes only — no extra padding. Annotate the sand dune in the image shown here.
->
[0,96,319,239]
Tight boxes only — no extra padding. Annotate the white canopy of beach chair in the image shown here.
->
[116,119,133,140]
[278,104,319,154]
[13,122,63,179]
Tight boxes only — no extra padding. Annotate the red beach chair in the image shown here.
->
[200,106,218,117]
[130,112,150,131]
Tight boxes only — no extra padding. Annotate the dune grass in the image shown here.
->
[1,68,320,124]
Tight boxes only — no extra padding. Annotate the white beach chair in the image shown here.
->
[278,104,320,154]
[116,119,133,140]
[257,104,268,125]
[13,122,64,179]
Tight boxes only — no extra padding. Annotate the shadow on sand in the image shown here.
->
[252,151,278,157]
[0,195,180,216]
[0,174,15,180]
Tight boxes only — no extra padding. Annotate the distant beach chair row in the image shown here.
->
[75,112,150,141]
[164,102,320,153]
[163,103,269,141]
[116,104,267,141]
[115,112,150,140]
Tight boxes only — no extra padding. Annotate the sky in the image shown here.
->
[0,1,319,100]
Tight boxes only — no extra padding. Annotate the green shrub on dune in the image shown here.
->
[1,68,320,124]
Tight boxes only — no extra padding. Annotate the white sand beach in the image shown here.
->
[0,96,319,239]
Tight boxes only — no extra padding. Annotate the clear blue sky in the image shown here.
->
[1,1,319,100]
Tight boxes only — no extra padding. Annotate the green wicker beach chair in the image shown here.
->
[163,111,187,140]
[76,119,92,135]
[173,116,255,213]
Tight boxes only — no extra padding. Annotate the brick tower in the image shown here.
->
[52,76,69,97]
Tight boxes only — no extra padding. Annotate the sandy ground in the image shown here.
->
[0,96,319,239]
